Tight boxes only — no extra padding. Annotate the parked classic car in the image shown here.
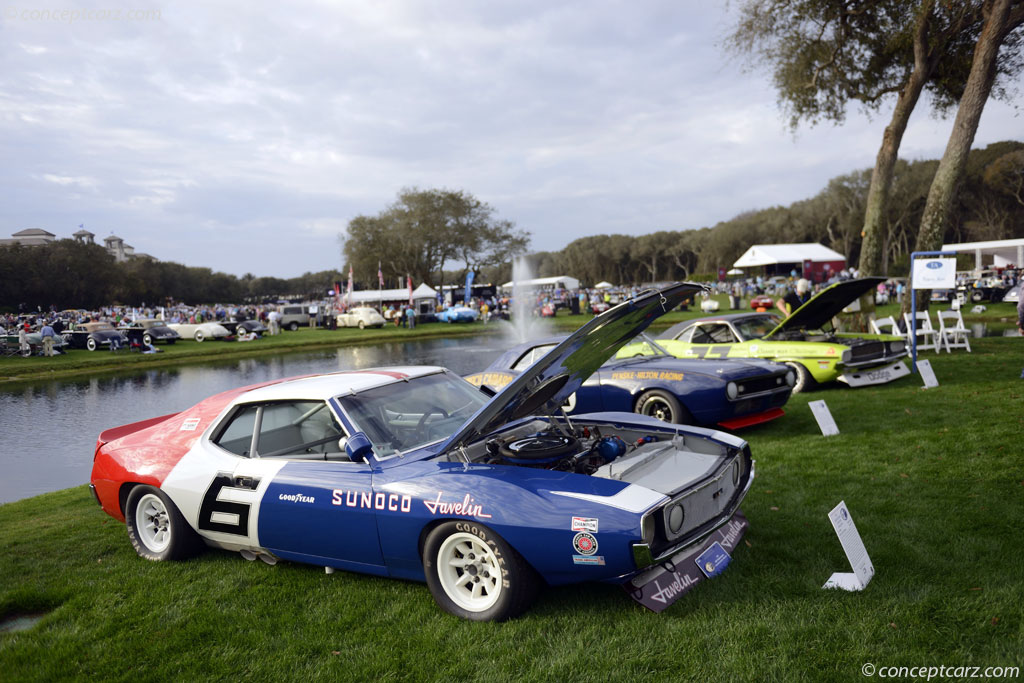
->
[336,307,386,329]
[436,305,478,323]
[0,325,67,355]
[618,278,909,392]
[63,321,128,351]
[750,294,774,310]
[167,322,232,342]
[90,282,754,621]
[466,335,793,430]
[120,319,181,346]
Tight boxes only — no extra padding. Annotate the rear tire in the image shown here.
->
[142,333,153,346]
[289,322,299,331]
[423,521,539,621]
[194,330,205,342]
[125,486,203,561]
[86,337,97,351]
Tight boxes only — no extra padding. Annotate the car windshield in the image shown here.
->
[732,315,781,340]
[336,372,490,458]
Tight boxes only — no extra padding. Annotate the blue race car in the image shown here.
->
[436,305,479,323]
[466,335,794,430]
[90,283,755,621]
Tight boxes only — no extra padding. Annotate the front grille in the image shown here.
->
[848,341,885,362]
[733,373,787,397]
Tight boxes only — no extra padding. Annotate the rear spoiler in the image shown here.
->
[97,412,179,446]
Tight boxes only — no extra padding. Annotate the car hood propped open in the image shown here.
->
[765,277,885,338]
[438,282,705,454]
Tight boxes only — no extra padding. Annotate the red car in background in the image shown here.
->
[750,295,774,310]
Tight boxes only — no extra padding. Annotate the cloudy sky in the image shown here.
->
[2,1,1021,279]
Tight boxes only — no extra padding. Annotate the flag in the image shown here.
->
[378,262,384,288]
[346,265,354,310]
[407,275,413,305]
[464,270,475,305]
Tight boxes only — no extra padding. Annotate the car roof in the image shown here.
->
[657,313,773,340]
[234,366,446,403]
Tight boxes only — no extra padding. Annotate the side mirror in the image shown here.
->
[345,432,374,462]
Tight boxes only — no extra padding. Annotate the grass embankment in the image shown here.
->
[2,337,1023,680]
[4,296,1019,386]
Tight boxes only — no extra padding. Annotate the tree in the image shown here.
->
[909,0,1024,311]
[725,1,1020,276]
[341,188,529,289]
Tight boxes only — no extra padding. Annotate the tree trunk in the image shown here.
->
[905,0,1019,314]
[859,1,936,276]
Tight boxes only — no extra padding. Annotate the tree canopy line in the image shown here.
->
[4,0,1022,312]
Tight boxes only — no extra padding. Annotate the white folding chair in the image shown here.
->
[902,311,939,354]
[936,309,971,353]
[870,315,901,337]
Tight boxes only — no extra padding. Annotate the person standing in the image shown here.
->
[776,279,812,317]
[18,323,30,357]
[40,320,56,357]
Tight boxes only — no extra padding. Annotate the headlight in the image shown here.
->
[641,513,656,545]
[891,340,905,353]
[666,503,685,535]
[726,381,738,399]
[785,369,796,387]
[841,350,851,364]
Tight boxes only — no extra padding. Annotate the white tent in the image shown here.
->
[941,238,1024,271]
[346,283,438,313]
[500,275,581,291]
[732,243,845,268]
[594,281,615,289]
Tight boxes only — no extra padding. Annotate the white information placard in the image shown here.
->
[808,400,839,436]
[917,359,939,388]
[823,501,874,592]
[911,257,956,290]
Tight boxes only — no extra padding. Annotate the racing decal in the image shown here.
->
[278,492,315,504]
[825,347,837,356]
[571,516,599,532]
[180,417,201,432]
[572,555,606,565]
[423,492,492,519]
[818,361,831,368]
[332,488,412,513]
[685,346,731,360]
[464,372,516,389]
[610,370,685,381]
[572,531,598,555]
[198,472,261,536]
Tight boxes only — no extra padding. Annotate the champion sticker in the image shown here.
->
[572,555,605,566]
[180,417,201,432]
[571,516,599,533]
[573,531,598,556]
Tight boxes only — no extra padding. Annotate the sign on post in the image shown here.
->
[808,400,839,436]
[823,501,874,592]
[917,359,939,388]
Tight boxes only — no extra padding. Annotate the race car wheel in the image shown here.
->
[142,333,153,346]
[424,521,539,622]
[784,362,814,393]
[86,337,97,351]
[636,389,687,423]
[289,322,299,331]
[970,290,984,303]
[194,330,205,342]
[125,486,202,561]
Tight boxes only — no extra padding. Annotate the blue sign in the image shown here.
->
[464,270,475,303]
[695,541,732,578]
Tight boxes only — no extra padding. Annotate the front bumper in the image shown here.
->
[837,359,910,387]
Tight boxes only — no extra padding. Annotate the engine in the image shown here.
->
[483,427,659,475]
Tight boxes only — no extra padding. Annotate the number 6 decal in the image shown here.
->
[198,472,260,536]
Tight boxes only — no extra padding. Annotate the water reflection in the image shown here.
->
[0,336,505,504]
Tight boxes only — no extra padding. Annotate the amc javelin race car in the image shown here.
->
[465,335,794,430]
[618,277,910,392]
[90,283,754,621]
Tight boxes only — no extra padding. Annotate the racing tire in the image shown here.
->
[358,320,365,329]
[194,330,205,342]
[635,389,689,424]
[423,521,540,622]
[125,485,203,562]
[289,322,299,331]
[86,337,97,352]
[784,362,815,393]
[142,333,153,346]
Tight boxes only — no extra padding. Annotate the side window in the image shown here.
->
[214,405,259,456]
[256,401,344,458]
[511,345,555,371]
[675,326,695,342]
[690,325,715,344]
[707,324,739,343]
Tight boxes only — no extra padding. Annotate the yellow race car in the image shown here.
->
[617,278,909,392]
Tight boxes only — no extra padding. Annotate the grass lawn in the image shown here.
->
[1,331,1022,680]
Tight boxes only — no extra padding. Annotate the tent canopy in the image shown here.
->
[594,281,615,289]
[732,243,845,268]
[500,275,581,291]
[941,238,1024,270]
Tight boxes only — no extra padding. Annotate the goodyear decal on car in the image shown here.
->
[610,370,685,381]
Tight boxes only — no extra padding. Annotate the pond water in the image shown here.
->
[0,336,508,505]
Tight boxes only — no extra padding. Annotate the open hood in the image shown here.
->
[439,282,704,454]
[765,277,884,337]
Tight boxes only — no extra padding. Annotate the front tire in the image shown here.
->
[358,320,365,329]
[125,486,203,561]
[142,333,153,346]
[86,337,97,351]
[194,330,205,342]
[423,521,539,622]
[785,361,815,393]
[289,322,299,331]
[636,389,688,424]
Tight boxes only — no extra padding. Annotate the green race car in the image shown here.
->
[617,278,909,392]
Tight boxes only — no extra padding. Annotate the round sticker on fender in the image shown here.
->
[573,531,598,555]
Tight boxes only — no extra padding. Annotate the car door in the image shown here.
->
[677,322,739,360]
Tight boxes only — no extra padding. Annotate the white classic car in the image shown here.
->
[336,307,386,329]
[167,322,232,342]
